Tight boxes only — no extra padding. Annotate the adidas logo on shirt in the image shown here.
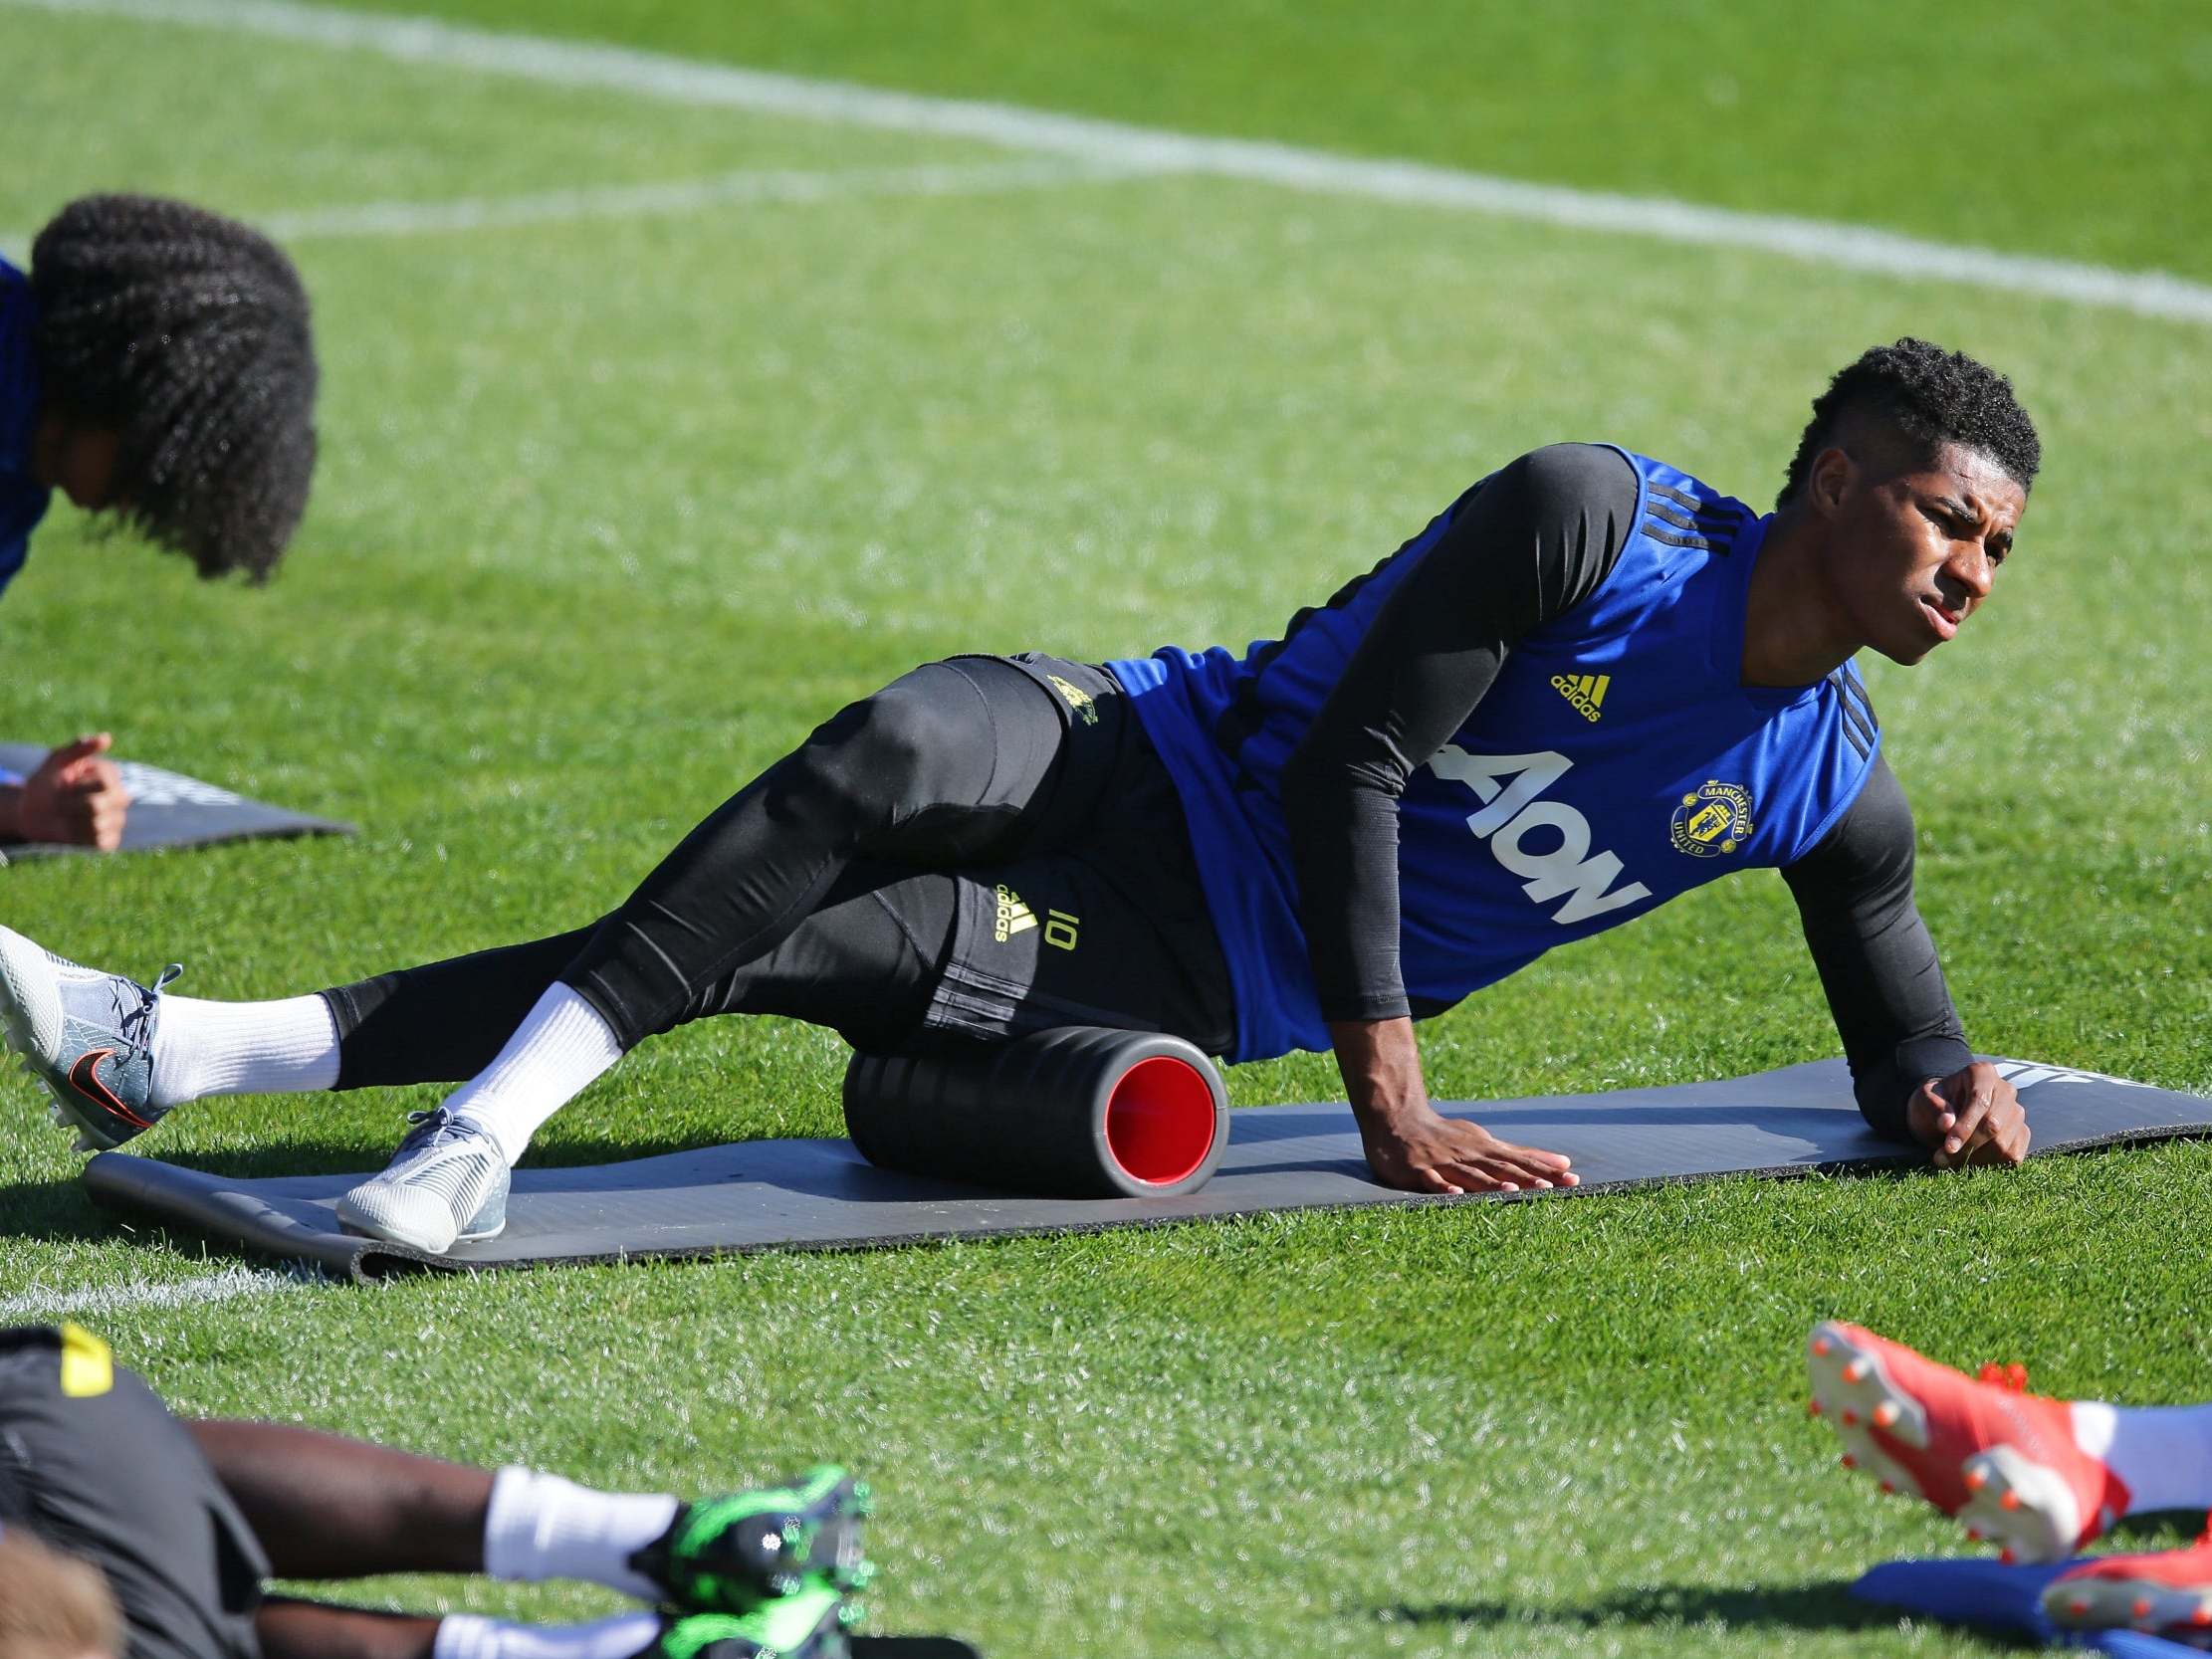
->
[1550,673,1611,723]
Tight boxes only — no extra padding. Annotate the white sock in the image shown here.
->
[2072,1399,2212,1517]
[432,1612,662,1659]
[148,993,340,1109]
[441,984,626,1166]
[481,1466,678,1602]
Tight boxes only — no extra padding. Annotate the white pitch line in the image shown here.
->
[0,1264,317,1321]
[258,156,1154,243]
[0,156,1157,254]
[7,0,2212,326]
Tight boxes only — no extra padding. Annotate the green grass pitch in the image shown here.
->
[3,3,2210,1654]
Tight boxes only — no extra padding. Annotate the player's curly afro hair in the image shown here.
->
[1778,337,2039,509]
[29,193,318,581]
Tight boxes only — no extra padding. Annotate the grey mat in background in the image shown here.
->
[82,1057,2207,1280]
[0,743,353,859]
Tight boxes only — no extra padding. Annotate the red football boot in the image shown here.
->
[2044,1527,2212,1637]
[1806,1320,2130,1563]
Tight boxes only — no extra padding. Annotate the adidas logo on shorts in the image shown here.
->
[994,884,1037,941]
[1046,674,1100,726]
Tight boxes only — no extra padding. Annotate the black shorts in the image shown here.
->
[914,655,1237,1057]
[323,652,1240,1083]
[0,1326,265,1659]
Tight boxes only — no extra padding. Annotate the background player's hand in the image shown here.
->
[1360,1108,1580,1194]
[19,733,130,850]
[1907,1062,2028,1168]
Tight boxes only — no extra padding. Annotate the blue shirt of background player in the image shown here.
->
[0,256,52,602]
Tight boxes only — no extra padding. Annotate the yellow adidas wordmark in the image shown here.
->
[1549,672,1611,723]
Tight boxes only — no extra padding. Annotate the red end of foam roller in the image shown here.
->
[1103,1056,1217,1185]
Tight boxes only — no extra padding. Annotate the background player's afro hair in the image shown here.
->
[29,193,318,581]
[1778,337,2039,509]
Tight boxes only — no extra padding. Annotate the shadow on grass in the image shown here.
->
[1382,1579,1896,1638]
[0,1175,122,1244]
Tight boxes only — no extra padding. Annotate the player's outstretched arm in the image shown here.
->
[1332,1015,1577,1193]
[1280,448,1632,1195]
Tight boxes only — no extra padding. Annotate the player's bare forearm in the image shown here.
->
[1329,1015,1432,1129]
[1329,1016,1578,1194]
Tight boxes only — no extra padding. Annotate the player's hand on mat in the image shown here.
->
[1908,1063,2029,1168]
[1331,1014,1579,1193]
[19,733,130,850]
[1361,1109,1581,1195]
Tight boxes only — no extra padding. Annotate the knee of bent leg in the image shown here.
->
[791,673,981,810]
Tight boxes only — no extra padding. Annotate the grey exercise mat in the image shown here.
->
[81,1056,2207,1280]
[0,743,353,859]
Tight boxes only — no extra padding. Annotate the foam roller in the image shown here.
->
[843,1026,1229,1198]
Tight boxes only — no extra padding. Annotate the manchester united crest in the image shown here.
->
[1669,780,1755,857]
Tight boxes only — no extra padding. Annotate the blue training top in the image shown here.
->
[1110,448,1881,1063]
[0,255,51,601]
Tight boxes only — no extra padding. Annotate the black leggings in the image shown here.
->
[323,656,1232,1086]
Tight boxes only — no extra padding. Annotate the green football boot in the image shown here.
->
[634,1466,873,1610]
[650,1582,860,1659]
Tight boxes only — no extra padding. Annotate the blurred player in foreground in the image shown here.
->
[0,1325,869,1659]
[1811,1319,2212,1640]
[0,1525,121,1659]
[2,339,2034,1247]
[0,194,318,850]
